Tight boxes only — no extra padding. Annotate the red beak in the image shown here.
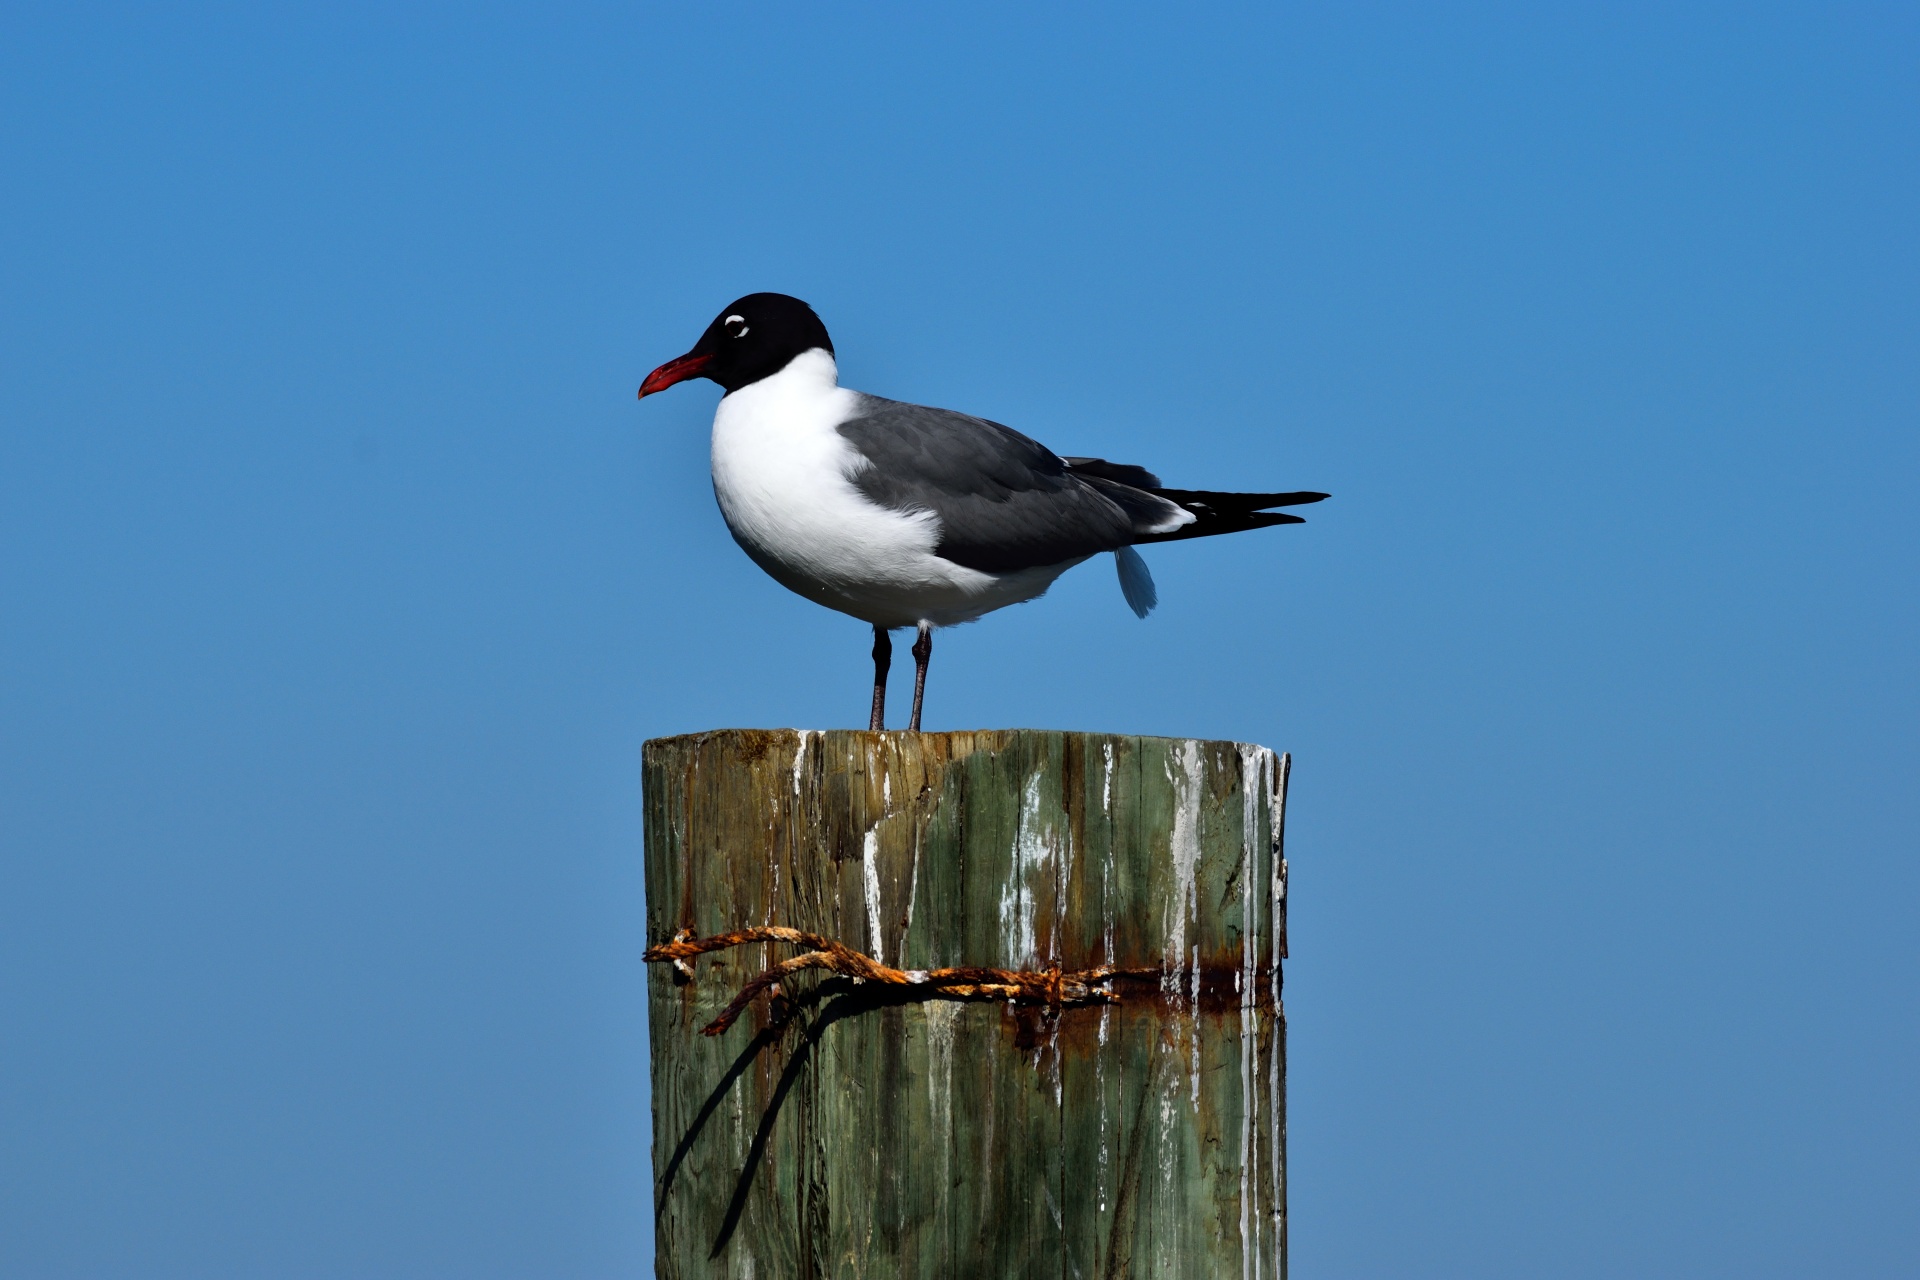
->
[638,352,714,399]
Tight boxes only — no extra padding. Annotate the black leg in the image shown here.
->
[869,625,891,731]
[908,624,932,732]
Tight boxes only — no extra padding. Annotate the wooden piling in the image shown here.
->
[644,729,1289,1279]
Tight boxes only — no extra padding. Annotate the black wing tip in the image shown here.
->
[1132,508,1311,545]
[1060,459,1330,514]
[1248,490,1329,509]
[1156,488,1330,511]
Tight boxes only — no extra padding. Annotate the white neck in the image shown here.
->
[710,346,858,461]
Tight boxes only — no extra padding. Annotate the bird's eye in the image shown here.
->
[723,315,749,338]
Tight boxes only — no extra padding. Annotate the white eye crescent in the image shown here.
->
[723,314,749,337]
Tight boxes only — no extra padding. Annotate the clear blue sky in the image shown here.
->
[2,3,1915,1276]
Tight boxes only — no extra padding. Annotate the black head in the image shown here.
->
[638,293,835,399]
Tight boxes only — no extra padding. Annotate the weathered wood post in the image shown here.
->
[644,729,1288,1278]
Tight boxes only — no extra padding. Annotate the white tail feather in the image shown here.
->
[1114,545,1157,618]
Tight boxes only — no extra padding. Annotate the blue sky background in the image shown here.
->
[2,3,1915,1276]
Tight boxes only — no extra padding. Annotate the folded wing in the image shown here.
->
[838,398,1189,574]
[835,397,1326,577]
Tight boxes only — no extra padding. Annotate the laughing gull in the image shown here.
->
[638,293,1327,731]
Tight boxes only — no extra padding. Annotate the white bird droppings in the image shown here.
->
[1164,740,1203,983]
[863,826,884,966]
[998,771,1054,967]
[791,730,811,797]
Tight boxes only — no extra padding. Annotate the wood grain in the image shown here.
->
[645,729,1288,1279]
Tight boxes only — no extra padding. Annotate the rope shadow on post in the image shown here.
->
[646,925,1172,1258]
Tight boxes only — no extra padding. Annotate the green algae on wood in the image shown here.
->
[644,729,1289,1279]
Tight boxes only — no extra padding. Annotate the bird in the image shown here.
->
[638,293,1327,732]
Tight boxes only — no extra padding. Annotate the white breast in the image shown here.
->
[709,350,1073,628]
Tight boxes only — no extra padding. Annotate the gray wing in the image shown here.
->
[837,395,1187,574]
